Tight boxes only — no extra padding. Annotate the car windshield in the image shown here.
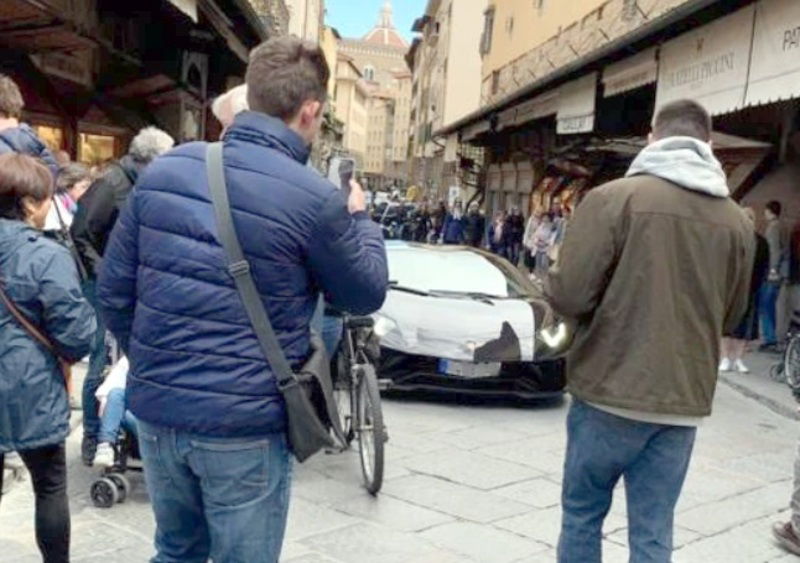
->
[387,244,535,299]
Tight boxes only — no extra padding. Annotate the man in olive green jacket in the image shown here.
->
[547,99,754,563]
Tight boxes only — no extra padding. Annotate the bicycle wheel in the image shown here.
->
[356,363,385,495]
[785,336,800,390]
[333,354,355,445]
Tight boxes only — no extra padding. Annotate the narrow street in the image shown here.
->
[2,360,799,563]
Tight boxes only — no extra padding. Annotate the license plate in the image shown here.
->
[438,360,502,379]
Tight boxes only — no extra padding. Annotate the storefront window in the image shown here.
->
[79,133,116,166]
[34,125,63,153]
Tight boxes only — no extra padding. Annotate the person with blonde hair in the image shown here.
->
[720,207,770,373]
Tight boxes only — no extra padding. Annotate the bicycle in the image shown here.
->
[332,314,388,495]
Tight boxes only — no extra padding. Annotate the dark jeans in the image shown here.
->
[0,444,70,563]
[138,421,292,563]
[81,278,108,440]
[558,400,696,563]
[507,242,521,266]
[759,282,781,345]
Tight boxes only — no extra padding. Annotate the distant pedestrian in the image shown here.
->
[488,210,507,257]
[431,200,447,242]
[532,212,555,277]
[442,200,465,244]
[759,200,785,352]
[0,153,96,563]
[522,210,542,272]
[505,206,525,265]
[463,202,486,248]
[720,207,770,374]
[211,84,249,137]
[71,126,174,466]
[547,99,753,563]
[44,163,92,232]
[0,74,59,176]
[98,35,387,562]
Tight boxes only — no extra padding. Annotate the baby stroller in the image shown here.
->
[89,425,143,508]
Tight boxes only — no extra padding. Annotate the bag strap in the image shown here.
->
[205,143,297,389]
[0,280,57,354]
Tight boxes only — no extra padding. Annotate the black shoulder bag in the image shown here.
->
[205,142,345,462]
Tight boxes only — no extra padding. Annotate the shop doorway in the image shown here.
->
[79,133,116,166]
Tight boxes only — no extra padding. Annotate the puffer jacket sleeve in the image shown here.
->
[97,187,140,353]
[307,191,388,316]
[546,188,620,319]
[38,246,97,362]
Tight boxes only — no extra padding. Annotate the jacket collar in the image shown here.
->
[225,111,311,164]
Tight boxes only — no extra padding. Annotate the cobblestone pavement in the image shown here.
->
[2,369,799,562]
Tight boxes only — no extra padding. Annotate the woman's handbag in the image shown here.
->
[205,143,346,463]
[0,279,72,391]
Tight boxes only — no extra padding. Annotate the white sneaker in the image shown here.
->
[734,359,750,374]
[93,443,115,469]
[719,358,732,372]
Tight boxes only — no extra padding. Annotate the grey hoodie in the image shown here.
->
[626,136,729,199]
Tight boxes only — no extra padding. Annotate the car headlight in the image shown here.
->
[539,322,569,350]
[374,315,398,338]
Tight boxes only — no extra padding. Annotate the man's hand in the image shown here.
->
[348,180,366,215]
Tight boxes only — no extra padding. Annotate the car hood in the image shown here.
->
[374,290,537,362]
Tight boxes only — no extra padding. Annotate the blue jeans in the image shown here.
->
[137,421,292,563]
[322,315,344,358]
[81,278,108,439]
[558,400,696,563]
[98,388,138,444]
[760,282,781,345]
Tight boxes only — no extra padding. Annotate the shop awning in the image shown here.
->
[745,0,800,107]
[514,90,558,126]
[655,4,755,116]
[602,48,657,98]
[166,0,198,22]
[556,73,597,135]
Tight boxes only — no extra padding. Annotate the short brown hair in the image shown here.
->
[653,99,712,142]
[245,36,330,121]
[0,153,54,221]
[0,74,24,119]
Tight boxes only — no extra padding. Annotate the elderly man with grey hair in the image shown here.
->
[211,84,248,135]
[71,125,174,466]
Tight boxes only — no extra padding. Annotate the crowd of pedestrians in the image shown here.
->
[2,33,800,563]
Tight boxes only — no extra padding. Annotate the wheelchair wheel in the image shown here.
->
[91,477,119,509]
[107,473,130,503]
[356,364,385,496]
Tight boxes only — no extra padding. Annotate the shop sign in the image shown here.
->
[557,73,597,135]
[656,4,755,116]
[602,48,658,98]
[745,0,800,106]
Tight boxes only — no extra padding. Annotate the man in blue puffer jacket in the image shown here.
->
[97,36,388,562]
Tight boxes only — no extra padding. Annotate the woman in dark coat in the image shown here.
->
[0,153,96,562]
[505,206,526,265]
[720,207,770,374]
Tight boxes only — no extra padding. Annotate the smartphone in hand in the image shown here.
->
[328,157,356,201]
